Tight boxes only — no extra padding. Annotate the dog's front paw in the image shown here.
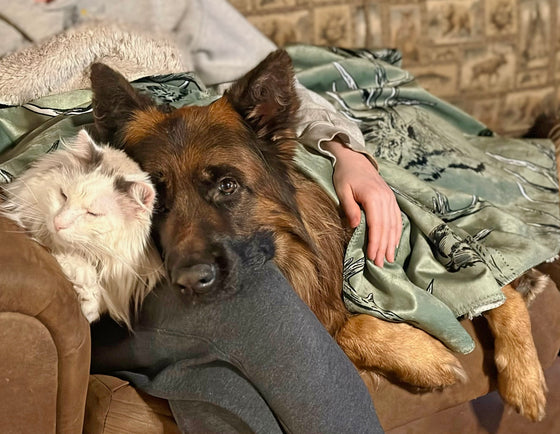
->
[495,342,547,421]
[388,329,467,389]
[338,315,467,390]
[486,284,548,421]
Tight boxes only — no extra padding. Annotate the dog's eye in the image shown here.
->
[218,177,238,196]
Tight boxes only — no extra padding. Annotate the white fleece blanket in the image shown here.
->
[0,21,185,105]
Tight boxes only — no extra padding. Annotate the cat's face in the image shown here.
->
[5,130,155,256]
[49,172,133,246]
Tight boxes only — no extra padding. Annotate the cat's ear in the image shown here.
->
[77,129,96,145]
[68,129,103,162]
[90,63,155,146]
[129,181,156,214]
[225,49,300,143]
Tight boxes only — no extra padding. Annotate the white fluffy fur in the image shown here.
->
[0,20,184,106]
[0,130,162,327]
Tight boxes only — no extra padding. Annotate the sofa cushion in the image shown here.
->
[84,375,179,434]
[0,313,58,434]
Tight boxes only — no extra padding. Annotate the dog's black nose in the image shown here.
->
[173,263,217,294]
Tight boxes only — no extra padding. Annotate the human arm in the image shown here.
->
[323,139,402,267]
[294,82,402,266]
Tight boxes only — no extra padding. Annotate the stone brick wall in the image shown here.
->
[231,0,560,136]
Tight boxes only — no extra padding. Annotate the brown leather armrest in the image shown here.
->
[0,215,91,434]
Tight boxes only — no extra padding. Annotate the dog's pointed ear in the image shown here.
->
[90,63,154,146]
[225,50,300,142]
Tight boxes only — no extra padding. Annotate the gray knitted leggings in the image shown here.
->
[90,236,384,434]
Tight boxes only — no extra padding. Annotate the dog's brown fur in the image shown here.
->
[90,50,547,421]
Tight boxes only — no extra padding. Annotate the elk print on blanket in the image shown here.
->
[89,49,550,421]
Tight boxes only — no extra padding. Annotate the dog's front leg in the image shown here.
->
[484,283,547,421]
[336,314,466,389]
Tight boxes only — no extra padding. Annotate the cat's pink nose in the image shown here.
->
[54,209,80,231]
[54,216,70,231]
[54,221,66,231]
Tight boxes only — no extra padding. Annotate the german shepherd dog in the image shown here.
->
[90,50,547,421]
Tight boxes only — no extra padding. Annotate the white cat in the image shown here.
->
[0,129,162,326]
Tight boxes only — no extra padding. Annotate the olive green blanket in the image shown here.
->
[1,45,559,354]
[288,45,560,353]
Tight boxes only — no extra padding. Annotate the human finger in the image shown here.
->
[337,184,362,228]
[385,198,402,263]
[364,199,380,263]
[374,199,390,267]
[363,197,385,266]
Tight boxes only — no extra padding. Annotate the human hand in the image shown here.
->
[324,140,402,267]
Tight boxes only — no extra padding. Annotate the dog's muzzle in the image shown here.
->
[172,263,218,295]
[168,232,276,304]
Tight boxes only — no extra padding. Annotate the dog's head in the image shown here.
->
[90,50,308,300]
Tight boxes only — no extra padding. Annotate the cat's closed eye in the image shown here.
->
[87,210,103,217]
[60,188,67,200]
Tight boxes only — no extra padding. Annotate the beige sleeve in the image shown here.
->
[294,80,378,169]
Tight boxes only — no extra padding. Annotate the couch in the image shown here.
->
[1,211,559,433]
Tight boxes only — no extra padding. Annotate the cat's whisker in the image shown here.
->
[0,188,36,207]
[6,194,36,209]
[2,229,32,234]
[80,241,118,265]
[17,214,44,223]
[12,178,43,208]
[12,227,41,234]
[75,242,101,258]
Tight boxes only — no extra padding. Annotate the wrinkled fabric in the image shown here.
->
[90,234,383,434]
[289,45,560,353]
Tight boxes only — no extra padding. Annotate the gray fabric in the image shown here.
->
[90,234,383,434]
